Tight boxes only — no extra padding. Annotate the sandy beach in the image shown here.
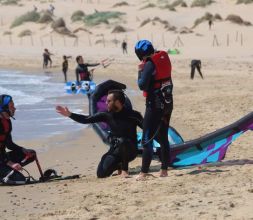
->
[0,0,253,219]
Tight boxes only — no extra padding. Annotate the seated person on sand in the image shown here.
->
[0,94,37,185]
[56,90,143,178]
[75,55,100,85]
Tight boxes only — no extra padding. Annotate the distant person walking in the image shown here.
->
[191,60,204,80]
[62,55,71,83]
[121,40,127,54]
[33,5,37,12]
[208,20,213,30]
[43,48,53,69]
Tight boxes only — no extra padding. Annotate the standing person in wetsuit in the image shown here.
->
[135,40,173,180]
[75,55,100,85]
[121,40,128,54]
[43,48,53,69]
[62,55,71,83]
[0,95,37,185]
[190,59,204,80]
[56,90,143,178]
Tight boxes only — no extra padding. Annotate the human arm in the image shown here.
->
[138,60,155,91]
[85,63,100,67]
[56,105,108,124]
[130,111,143,129]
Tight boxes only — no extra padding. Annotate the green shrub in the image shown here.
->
[51,18,66,29]
[71,10,85,22]
[84,11,124,26]
[1,0,19,5]
[170,0,184,7]
[237,0,253,4]
[112,1,129,7]
[225,14,251,25]
[11,11,40,28]
[140,3,156,10]
[3,31,12,35]
[38,11,53,23]
[163,4,176,11]
[191,0,214,7]
[193,12,213,28]
[18,29,32,37]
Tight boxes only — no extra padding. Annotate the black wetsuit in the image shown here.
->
[138,60,173,173]
[0,117,35,184]
[69,107,143,178]
[75,63,99,85]
[191,60,203,79]
[43,52,52,69]
[62,60,68,83]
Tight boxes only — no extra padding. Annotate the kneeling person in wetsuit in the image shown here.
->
[56,90,143,178]
[0,95,36,185]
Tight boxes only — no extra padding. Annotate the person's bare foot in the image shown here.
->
[136,172,147,181]
[121,170,130,178]
[159,169,168,177]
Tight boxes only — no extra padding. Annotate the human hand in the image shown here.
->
[11,163,22,171]
[56,105,71,117]
[22,148,36,159]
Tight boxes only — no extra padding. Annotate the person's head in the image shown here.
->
[135,39,154,61]
[0,94,16,118]
[63,55,67,60]
[76,55,83,64]
[106,90,125,112]
[44,48,48,52]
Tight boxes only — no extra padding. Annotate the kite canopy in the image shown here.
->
[89,80,253,167]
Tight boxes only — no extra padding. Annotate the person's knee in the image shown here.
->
[96,168,110,178]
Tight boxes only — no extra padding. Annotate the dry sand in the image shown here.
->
[0,0,253,219]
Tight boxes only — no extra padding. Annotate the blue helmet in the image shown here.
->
[0,94,13,113]
[135,40,154,60]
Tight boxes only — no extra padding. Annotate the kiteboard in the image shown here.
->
[65,80,96,95]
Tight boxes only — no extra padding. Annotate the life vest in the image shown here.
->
[80,72,90,81]
[0,117,10,149]
[139,51,172,97]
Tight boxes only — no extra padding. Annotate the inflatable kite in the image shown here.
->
[89,80,253,168]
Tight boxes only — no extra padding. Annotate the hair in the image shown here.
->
[108,90,125,104]
[76,55,82,63]
[63,55,67,59]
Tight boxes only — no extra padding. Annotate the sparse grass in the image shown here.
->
[84,11,124,26]
[237,0,253,4]
[18,29,32,37]
[71,10,85,22]
[11,11,40,28]
[191,0,214,7]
